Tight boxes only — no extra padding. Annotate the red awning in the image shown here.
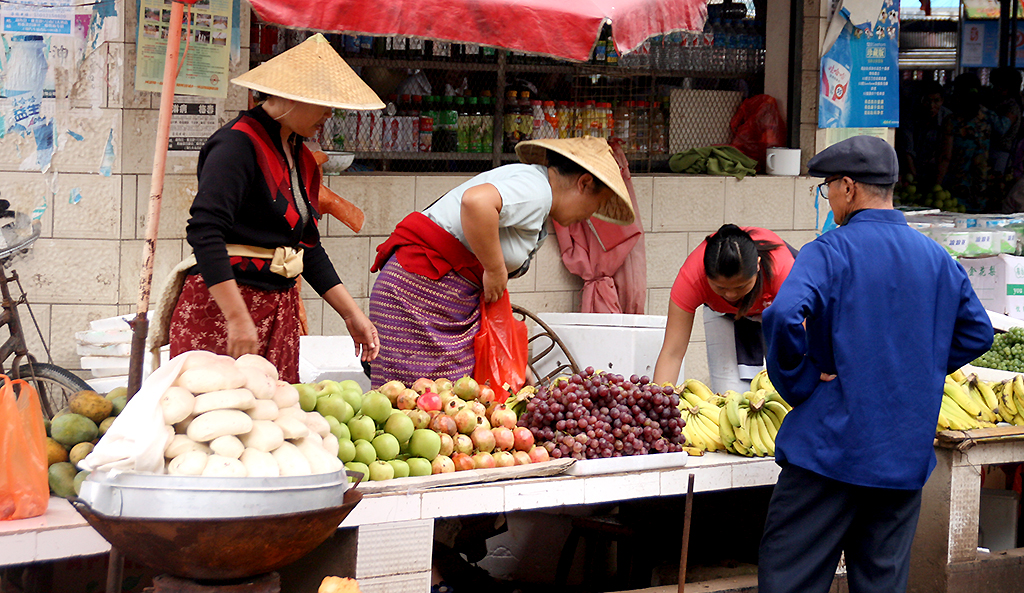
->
[248,0,708,62]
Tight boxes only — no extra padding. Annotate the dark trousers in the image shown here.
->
[758,464,923,593]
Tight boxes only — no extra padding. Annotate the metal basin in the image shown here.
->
[70,487,362,582]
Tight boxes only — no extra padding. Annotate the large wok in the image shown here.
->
[70,486,362,582]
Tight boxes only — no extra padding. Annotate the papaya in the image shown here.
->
[98,416,115,436]
[46,437,68,466]
[48,462,77,498]
[73,470,90,496]
[50,413,98,448]
[69,442,94,468]
[69,390,113,424]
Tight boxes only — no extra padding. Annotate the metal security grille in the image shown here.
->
[250,4,765,174]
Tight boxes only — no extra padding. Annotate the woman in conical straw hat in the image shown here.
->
[165,34,384,382]
[368,135,635,389]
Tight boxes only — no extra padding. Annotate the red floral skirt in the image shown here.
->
[169,274,301,383]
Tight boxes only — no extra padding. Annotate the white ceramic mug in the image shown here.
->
[766,147,801,176]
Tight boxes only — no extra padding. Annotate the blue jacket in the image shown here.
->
[763,209,993,489]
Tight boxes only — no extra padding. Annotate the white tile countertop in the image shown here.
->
[0,452,780,567]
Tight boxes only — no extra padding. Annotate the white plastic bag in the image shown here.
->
[79,351,201,474]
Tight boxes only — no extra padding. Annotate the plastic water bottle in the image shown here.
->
[819,25,852,127]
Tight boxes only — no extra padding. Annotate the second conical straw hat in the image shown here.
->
[231,33,384,110]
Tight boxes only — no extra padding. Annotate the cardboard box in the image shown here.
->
[960,254,1024,320]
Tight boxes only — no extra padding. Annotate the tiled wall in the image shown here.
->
[0,1,825,389]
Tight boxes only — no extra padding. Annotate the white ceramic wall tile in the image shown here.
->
[652,176,725,232]
[50,304,121,369]
[23,239,120,304]
[325,176,416,236]
[800,69,819,126]
[51,175,121,240]
[584,473,661,504]
[347,493,424,526]
[357,570,432,593]
[414,175,473,211]
[504,477,585,511]
[355,519,433,577]
[645,232,690,289]
[68,41,108,110]
[321,237,371,298]
[507,291,576,314]
[532,237,580,293]
[50,108,123,174]
[121,108,201,176]
[322,296,370,337]
[0,172,53,238]
[631,176,654,233]
[776,230,819,250]
[793,177,820,229]
[118,239,184,307]
[302,298,324,336]
[0,303,49,365]
[421,485,506,517]
[732,459,782,488]
[134,174,196,241]
[724,177,796,230]
[120,174,137,240]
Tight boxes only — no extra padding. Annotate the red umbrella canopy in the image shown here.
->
[248,0,708,62]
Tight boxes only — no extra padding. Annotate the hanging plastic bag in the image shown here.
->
[473,291,528,403]
[0,376,49,520]
[729,94,788,172]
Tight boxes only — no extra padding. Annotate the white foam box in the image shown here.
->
[959,254,1024,320]
[298,335,371,391]
[531,313,681,379]
[979,488,1020,552]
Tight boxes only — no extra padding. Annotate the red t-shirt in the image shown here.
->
[670,227,795,316]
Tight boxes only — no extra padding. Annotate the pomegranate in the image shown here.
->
[489,405,518,429]
[396,389,419,410]
[492,451,516,468]
[512,426,535,451]
[379,380,406,404]
[431,455,455,474]
[429,413,457,436]
[472,451,497,469]
[454,409,480,434]
[512,451,532,465]
[412,377,436,395]
[491,426,515,451]
[453,376,480,401]
[452,452,476,472]
[416,391,442,412]
[478,384,496,405]
[453,433,474,455]
[528,445,550,463]
[471,425,496,453]
[438,433,455,457]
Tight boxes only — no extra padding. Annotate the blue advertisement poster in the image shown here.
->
[819,0,900,128]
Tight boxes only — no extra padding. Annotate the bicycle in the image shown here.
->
[0,209,92,419]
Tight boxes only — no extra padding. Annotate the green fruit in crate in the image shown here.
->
[372,433,401,461]
[50,413,98,448]
[46,437,68,466]
[105,386,128,401]
[347,414,376,442]
[316,394,354,424]
[384,412,415,445]
[99,416,115,436]
[388,459,410,478]
[344,461,369,482]
[368,460,394,481]
[68,390,113,424]
[353,439,376,465]
[328,416,350,441]
[295,383,318,412]
[110,395,127,416]
[69,442,94,468]
[406,457,433,476]
[340,387,363,415]
[48,462,77,498]
[408,429,441,461]
[73,470,90,496]
[337,438,356,463]
[361,391,393,424]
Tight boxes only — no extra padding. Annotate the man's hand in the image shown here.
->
[820,373,836,382]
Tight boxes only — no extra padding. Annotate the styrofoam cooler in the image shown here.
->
[531,313,680,379]
[299,335,371,391]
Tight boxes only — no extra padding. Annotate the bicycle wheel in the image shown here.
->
[16,362,93,419]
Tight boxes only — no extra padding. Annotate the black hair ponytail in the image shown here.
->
[703,224,781,317]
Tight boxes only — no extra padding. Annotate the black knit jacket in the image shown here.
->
[187,106,342,294]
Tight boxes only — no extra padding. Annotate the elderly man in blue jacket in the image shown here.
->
[758,135,994,593]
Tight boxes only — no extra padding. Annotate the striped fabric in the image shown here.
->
[369,257,481,388]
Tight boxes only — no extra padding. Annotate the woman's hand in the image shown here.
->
[323,283,380,362]
[207,280,260,358]
[482,267,508,303]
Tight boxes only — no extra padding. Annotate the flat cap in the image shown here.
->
[807,135,899,185]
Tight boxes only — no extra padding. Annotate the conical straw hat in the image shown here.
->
[516,136,635,225]
[231,33,384,110]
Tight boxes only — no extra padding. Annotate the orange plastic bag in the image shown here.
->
[473,291,528,403]
[0,376,49,520]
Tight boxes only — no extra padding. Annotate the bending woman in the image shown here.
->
[652,224,795,393]
[369,137,634,388]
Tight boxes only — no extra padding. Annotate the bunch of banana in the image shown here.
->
[938,375,997,431]
[679,387,726,451]
[750,369,776,393]
[718,389,788,457]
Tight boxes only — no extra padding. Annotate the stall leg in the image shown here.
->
[106,548,124,593]
[677,473,695,593]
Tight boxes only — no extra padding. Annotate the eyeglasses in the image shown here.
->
[816,176,843,199]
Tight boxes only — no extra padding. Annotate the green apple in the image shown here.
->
[337,438,356,463]
[372,433,401,461]
[326,416,350,441]
[316,394,354,424]
[361,391,393,424]
[406,457,433,477]
[387,459,410,479]
[408,428,441,460]
[384,412,415,445]
[314,379,342,397]
[338,380,363,394]
[344,461,369,482]
[340,387,363,414]
[295,383,318,412]
[347,414,376,442]
[368,460,394,481]
[353,439,377,465]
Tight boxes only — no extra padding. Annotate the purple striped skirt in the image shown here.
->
[369,257,481,388]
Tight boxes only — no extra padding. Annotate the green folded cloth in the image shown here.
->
[669,146,758,180]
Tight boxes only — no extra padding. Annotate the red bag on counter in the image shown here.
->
[473,291,528,403]
[0,376,48,520]
[730,94,788,172]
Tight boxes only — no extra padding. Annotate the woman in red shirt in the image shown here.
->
[653,224,795,393]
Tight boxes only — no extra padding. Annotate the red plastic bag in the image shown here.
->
[473,291,528,403]
[0,376,49,520]
[729,94,788,172]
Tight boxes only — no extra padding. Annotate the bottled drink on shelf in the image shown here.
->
[503,90,520,152]
[435,96,457,152]
[634,100,649,153]
[480,96,494,152]
[606,40,619,65]
[481,45,497,62]
[702,21,716,73]
[382,95,399,152]
[420,96,435,153]
[468,97,484,152]
[556,101,570,139]
[540,100,557,139]
[651,101,666,154]
[531,99,544,140]
[614,101,632,148]
[519,90,534,143]
[456,97,470,152]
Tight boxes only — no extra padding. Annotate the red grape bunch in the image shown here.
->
[517,367,688,460]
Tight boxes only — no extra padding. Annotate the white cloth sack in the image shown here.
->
[79,351,200,474]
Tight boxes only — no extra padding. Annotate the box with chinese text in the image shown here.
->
[960,254,1024,320]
